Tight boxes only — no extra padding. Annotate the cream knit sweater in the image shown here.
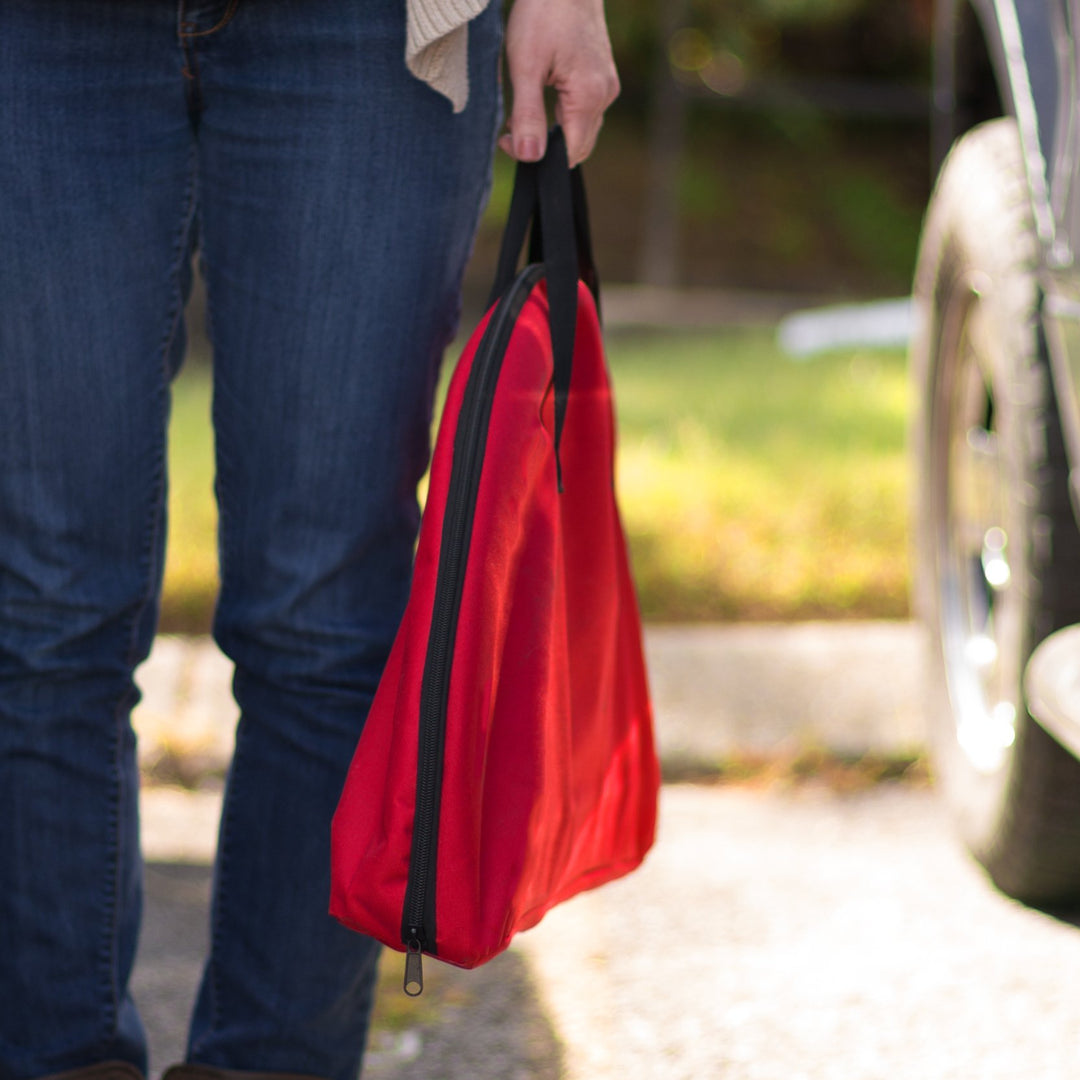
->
[406,0,494,112]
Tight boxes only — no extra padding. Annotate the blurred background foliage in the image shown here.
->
[466,0,935,302]
[167,1,935,630]
[162,334,911,632]
[608,0,930,104]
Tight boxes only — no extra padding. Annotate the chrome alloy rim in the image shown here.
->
[934,279,1025,774]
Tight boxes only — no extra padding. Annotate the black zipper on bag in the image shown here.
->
[400,263,545,996]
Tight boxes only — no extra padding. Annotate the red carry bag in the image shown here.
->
[330,129,660,993]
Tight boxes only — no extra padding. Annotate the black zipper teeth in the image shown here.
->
[402,264,546,949]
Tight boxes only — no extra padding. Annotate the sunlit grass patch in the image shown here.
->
[607,328,910,621]
[163,364,218,633]
[158,328,912,631]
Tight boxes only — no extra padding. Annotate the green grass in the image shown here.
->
[608,328,910,621]
[164,364,218,633]
[159,328,911,632]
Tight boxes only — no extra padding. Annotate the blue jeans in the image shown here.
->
[0,3,501,1079]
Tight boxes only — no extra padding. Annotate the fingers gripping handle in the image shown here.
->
[488,128,600,492]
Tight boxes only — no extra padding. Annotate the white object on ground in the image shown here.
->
[778,297,914,358]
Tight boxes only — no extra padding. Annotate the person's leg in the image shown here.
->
[0,4,197,1078]
[182,3,503,1078]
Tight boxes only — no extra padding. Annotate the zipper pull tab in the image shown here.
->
[404,938,424,997]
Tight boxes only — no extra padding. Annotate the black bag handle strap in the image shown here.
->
[488,132,600,308]
[489,158,538,305]
[487,128,600,491]
[537,133,578,493]
[569,166,600,316]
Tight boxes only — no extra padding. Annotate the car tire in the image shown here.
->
[912,117,1080,906]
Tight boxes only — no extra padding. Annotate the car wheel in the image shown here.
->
[912,117,1080,906]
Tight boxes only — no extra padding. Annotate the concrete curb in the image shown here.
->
[132,623,932,1077]
[646,621,926,766]
[132,622,928,786]
[600,285,835,330]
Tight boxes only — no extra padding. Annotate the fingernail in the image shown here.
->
[518,136,542,161]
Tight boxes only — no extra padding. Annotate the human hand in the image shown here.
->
[498,0,620,167]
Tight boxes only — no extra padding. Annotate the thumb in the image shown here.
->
[503,74,548,163]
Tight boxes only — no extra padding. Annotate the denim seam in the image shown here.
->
[91,138,199,1074]
[179,0,241,105]
[439,40,505,349]
[189,153,230,1054]
[206,261,233,662]
[91,729,122,1065]
[200,741,236,1048]
[179,32,204,112]
[120,142,199,678]
[180,0,241,39]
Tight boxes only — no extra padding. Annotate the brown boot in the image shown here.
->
[36,1064,144,1080]
[162,1065,325,1080]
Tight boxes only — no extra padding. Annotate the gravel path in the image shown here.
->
[139,781,1080,1080]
